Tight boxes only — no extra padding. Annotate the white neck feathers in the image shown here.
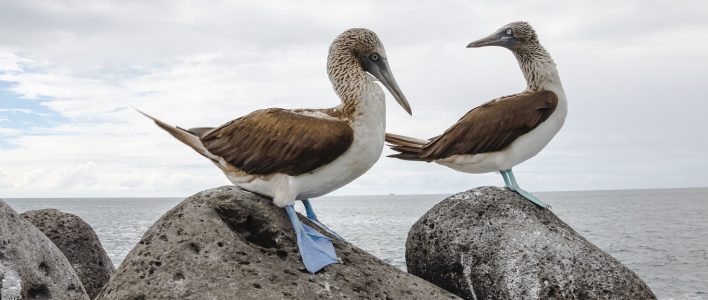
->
[514,43,562,93]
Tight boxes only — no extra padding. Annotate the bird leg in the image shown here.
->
[301,199,346,241]
[284,205,338,273]
[500,170,512,188]
[502,169,550,209]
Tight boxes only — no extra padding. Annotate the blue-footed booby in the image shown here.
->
[386,21,566,208]
[140,28,412,273]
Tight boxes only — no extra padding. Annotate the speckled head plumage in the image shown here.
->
[467,21,556,91]
[330,28,386,58]
[327,28,411,115]
[467,21,540,51]
[502,21,539,48]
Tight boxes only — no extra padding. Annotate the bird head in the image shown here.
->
[330,28,412,115]
[466,21,538,51]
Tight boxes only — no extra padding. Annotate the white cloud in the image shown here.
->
[0,109,31,113]
[0,0,707,197]
[0,128,21,136]
[0,51,29,73]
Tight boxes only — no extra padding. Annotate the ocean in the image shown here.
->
[5,187,707,300]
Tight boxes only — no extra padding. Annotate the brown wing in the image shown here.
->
[200,108,354,176]
[420,91,558,159]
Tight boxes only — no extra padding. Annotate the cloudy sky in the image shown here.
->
[1,0,707,198]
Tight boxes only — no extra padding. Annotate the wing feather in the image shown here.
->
[200,108,354,176]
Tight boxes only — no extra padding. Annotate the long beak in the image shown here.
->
[369,59,412,115]
[467,33,504,48]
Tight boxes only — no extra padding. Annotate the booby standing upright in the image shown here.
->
[386,21,566,208]
[140,28,412,273]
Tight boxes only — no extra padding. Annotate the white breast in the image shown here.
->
[290,84,386,200]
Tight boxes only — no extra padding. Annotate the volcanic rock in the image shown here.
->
[96,186,459,300]
[406,186,656,300]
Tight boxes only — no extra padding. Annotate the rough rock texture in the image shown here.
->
[0,200,90,300]
[96,186,459,300]
[21,209,114,299]
[406,186,657,300]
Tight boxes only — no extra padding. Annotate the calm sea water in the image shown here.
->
[5,188,707,300]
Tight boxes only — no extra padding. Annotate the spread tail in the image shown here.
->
[136,109,216,161]
[385,133,430,161]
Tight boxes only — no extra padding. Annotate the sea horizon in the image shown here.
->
[5,185,708,200]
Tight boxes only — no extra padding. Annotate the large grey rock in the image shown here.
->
[21,209,114,299]
[0,200,89,300]
[97,186,459,300]
[406,186,656,300]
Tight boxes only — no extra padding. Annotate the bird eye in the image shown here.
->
[506,29,512,35]
[370,53,379,61]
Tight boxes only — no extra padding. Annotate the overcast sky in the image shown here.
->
[1,0,707,198]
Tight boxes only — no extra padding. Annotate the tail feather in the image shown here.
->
[186,127,215,138]
[136,109,216,162]
[385,132,431,162]
[388,152,430,161]
[385,132,429,146]
[390,144,424,154]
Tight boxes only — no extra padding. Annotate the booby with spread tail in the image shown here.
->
[140,28,412,273]
[386,21,566,208]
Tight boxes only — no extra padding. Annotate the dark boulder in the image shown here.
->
[0,200,89,300]
[21,209,114,299]
[406,186,656,300]
[96,186,459,300]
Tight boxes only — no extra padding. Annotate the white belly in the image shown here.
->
[438,93,567,174]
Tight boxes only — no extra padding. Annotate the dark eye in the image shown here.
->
[370,53,379,61]
[506,29,512,35]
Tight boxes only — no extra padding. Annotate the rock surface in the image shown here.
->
[96,186,459,300]
[0,200,89,300]
[21,209,114,299]
[406,186,657,300]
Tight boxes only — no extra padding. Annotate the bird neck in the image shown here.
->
[513,42,562,93]
[326,45,382,122]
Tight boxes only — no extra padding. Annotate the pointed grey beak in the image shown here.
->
[362,56,412,115]
[467,33,500,48]
[467,31,515,48]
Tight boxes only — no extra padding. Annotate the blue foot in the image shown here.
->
[285,205,338,273]
[502,169,551,209]
[302,199,346,241]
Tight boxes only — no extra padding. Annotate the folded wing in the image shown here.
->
[200,108,354,176]
[420,91,558,159]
